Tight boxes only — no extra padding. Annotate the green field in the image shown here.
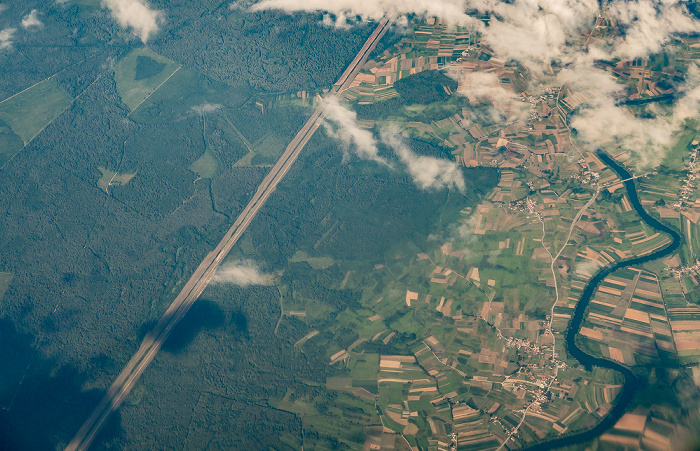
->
[188,149,219,178]
[250,132,290,165]
[289,251,335,270]
[113,48,181,112]
[662,126,697,170]
[0,79,72,144]
[97,167,137,191]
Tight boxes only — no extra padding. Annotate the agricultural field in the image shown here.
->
[1,5,700,451]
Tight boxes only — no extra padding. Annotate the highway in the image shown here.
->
[66,16,391,451]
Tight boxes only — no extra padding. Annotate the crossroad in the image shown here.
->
[66,16,391,451]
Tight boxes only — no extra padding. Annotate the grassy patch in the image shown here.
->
[389,311,423,336]
[349,354,379,379]
[289,251,335,270]
[251,133,288,166]
[188,149,219,179]
[0,79,72,143]
[232,150,256,167]
[97,167,136,192]
[113,48,180,112]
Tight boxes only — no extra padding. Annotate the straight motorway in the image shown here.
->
[66,15,391,451]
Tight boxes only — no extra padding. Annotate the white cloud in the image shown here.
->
[321,97,389,164]
[575,259,601,278]
[610,0,700,60]
[560,60,700,168]
[191,103,222,114]
[249,0,699,65]
[381,127,466,192]
[211,260,272,286]
[102,0,163,43]
[673,65,700,125]
[0,4,7,14]
[448,69,530,121]
[0,28,15,50]
[473,0,599,74]
[21,9,42,29]
[321,98,465,191]
[252,0,698,168]
[250,0,477,27]
[459,1,698,168]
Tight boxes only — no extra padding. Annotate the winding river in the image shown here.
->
[526,151,682,450]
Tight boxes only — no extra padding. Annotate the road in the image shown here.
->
[523,151,681,451]
[66,16,391,451]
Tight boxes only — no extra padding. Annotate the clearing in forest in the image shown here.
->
[189,149,220,179]
[0,78,72,160]
[97,167,137,191]
[113,48,181,112]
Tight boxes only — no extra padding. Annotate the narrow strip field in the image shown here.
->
[526,151,681,450]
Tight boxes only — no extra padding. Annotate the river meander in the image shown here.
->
[526,151,682,450]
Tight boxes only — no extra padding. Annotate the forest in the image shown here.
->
[0,2,497,449]
[99,125,498,449]
[354,70,468,122]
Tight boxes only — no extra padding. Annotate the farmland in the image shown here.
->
[1,6,700,451]
[101,19,700,450]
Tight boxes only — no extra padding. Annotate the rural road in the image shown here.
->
[66,16,391,451]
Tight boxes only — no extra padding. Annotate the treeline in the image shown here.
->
[355,70,466,121]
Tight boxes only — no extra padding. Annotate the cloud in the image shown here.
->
[609,0,700,60]
[381,127,466,192]
[102,0,163,43]
[673,65,700,125]
[321,97,389,164]
[475,0,598,73]
[249,0,698,70]
[454,1,699,168]
[456,212,481,240]
[0,28,15,50]
[252,0,698,168]
[321,99,465,190]
[448,69,530,121]
[560,60,700,168]
[21,9,42,29]
[0,4,6,14]
[250,0,477,27]
[249,0,699,65]
[466,0,697,73]
[211,260,272,286]
[575,259,601,278]
[191,103,222,114]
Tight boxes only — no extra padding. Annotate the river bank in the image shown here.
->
[526,151,681,450]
